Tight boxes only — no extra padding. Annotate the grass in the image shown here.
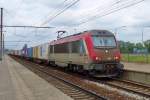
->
[121,54,150,63]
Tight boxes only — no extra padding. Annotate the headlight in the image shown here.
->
[114,56,119,60]
[96,57,99,60]
[95,56,101,61]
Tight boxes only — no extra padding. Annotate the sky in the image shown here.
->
[0,0,150,49]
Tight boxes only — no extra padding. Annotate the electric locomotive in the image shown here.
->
[49,30,124,77]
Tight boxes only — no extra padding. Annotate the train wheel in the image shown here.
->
[73,65,77,72]
[76,66,79,72]
[89,70,96,76]
[64,67,68,72]
[83,70,89,77]
[68,64,72,71]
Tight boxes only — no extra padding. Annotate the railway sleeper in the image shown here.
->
[70,93,92,96]
[57,87,80,92]
[108,82,150,97]
[61,88,83,93]
[70,94,93,98]
[62,91,86,97]
[72,95,96,100]
[56,85,73,88]
[117,84,145,91]
[65,88,81,92]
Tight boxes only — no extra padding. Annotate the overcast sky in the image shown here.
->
[0,0,150,49]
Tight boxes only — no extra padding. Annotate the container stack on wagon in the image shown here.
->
[27,47,33,59]
[38,43,49,62]
[33,46,39,59]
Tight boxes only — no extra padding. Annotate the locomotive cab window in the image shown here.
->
[92,36,116,48]
[71,40,85,54]
[79,40,85,54]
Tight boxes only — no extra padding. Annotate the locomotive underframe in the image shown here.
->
[86,62,124,77]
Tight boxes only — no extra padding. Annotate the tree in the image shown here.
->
[144,40,150,52]
[118,41,135,53]
[135,43,144,49]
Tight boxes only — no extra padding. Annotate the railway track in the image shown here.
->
[12,57,106,100]
[11,56,149,100]
[105,78,150,98]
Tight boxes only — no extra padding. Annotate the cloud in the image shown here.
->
[1,0,150,49]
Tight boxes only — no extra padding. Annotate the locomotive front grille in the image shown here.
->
[104,64,116,74]
[93,63,117,70]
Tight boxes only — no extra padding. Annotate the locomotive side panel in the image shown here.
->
[53,42,69,67]
[49,45,55,61]
[69,40,88,65]
[48,39,90,67]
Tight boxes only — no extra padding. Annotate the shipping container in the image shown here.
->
[27,47,33,58]
[33,46,39,58]
[38,43,49,60]
[15,50,19,55]
[18,50,22,56]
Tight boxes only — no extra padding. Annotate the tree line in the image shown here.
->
[118,40,150,53]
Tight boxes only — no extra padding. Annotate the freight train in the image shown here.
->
[10,30,124,77]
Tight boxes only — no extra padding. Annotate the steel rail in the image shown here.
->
[12,56,106,100]
[11,55,150,99]
[104,78,150,98]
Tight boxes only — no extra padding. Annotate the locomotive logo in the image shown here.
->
[105,50,109,53]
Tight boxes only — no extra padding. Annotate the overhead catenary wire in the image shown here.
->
[4,25,56,49]
[67,0,137,26]
[40,0,80,26]
[77,0,145,25]
[5,41,31,42]
[77,0,126,22]
[3,0,79,49]
[4,25,55,28]
[34,0,69,26]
